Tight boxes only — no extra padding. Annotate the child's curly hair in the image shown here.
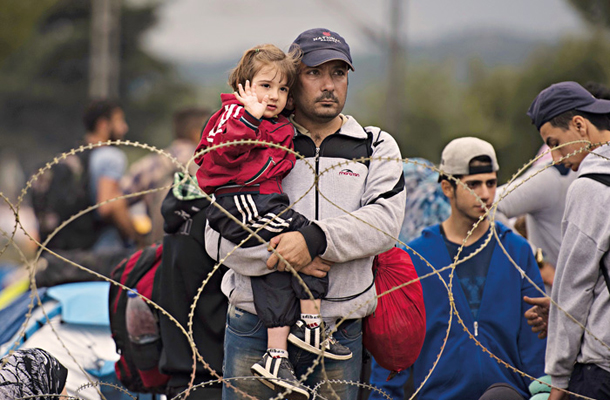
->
[228,44,301,92]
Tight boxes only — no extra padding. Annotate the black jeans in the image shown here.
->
[569,363,610,400]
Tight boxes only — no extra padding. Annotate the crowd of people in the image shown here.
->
[3,26,610,400]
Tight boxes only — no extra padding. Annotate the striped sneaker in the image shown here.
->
[288,320,353,360]
[250,351,310,400]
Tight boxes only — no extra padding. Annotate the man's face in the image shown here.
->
[451,172,497,223]
[539,120,588,171]
[292,60,348,124]
[107,108,129,141]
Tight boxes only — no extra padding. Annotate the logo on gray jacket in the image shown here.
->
[339,169,360,177]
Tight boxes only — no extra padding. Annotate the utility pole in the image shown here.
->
[89,0,121,99]
[313,0,408,137]
[384,0,407,137]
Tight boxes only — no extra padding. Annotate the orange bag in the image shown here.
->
[363,247,426,380]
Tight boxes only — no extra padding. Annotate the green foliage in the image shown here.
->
[0,0,196,173]
[353,35,610,182]
[0,0,60,63]
[355,61,468,163]
[568,0,610,29]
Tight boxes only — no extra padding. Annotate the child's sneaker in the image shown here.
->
[288,320,353,360]
[250,351,310,400]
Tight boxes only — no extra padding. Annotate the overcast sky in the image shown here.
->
[143,0,586,64]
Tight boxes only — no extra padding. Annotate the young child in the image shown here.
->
[194,44,351,398]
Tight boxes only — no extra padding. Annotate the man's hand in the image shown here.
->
[548,387,569,400]
[266,232,311,272]
[234,80,268,119]
[524,296,550,339]
[299,257,333,278]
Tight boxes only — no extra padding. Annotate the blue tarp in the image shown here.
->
[0,281,110,347]
[0,287,48,345]
[47,281,110,326]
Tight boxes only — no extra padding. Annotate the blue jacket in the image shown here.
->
[370,222,546,400]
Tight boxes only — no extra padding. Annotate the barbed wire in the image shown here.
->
[1,137,608,400]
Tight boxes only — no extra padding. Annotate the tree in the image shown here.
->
[0,0,196,173]
[568,0,610,29]
[351,35,610,182]
[0,0,60,64]
[467,35,610,178]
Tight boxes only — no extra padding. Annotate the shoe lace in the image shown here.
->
[322,329,338,345]
[280,358,296,375]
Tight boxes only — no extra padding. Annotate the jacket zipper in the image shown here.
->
[474,321,479,337]
[245,156,275,185]
[315,147,320,220]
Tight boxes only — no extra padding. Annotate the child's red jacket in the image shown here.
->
[195,93,296,195]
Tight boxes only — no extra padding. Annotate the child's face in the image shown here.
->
[251,65,289,119]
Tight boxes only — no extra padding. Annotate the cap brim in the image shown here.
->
[577,98,610,115]
[302,49,354,71]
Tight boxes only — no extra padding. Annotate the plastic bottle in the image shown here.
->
[125,288,159,344]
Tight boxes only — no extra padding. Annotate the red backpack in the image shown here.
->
[363,247,426,380]
[108,242,170,394]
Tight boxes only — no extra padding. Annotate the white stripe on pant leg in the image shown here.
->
[239,195,254,225]
[252,214,290,231]
[258,213,290,228]
[234,195,247,226]
[250,212,290,233]
[315,327,320,349]
[251,218,286,229]
[251,221,284,233]
[246,194,259,219]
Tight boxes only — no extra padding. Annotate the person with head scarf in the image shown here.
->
[0,348,68,399]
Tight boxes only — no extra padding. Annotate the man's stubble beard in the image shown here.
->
[297,97,344,124]
[292,81,347,124]
[313,106,341,122]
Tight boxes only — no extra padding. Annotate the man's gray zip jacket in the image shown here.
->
[206,115,406,322]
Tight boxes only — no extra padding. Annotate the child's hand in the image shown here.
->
[234,80,268,119]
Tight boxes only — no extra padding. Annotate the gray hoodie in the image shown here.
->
[206,115,406,322]
[546,143,610,388]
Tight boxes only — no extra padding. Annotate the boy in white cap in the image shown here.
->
[371,137,546,400]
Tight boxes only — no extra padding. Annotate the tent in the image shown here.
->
[0,281,157,400]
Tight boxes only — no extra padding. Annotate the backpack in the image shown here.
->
[363,247,426,380]
[31,150,101,250]
[156,172,228,391]
[108,242,170,394]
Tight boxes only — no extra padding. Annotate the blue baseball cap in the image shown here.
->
[527,81,610,130]
[290,28,354,71]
